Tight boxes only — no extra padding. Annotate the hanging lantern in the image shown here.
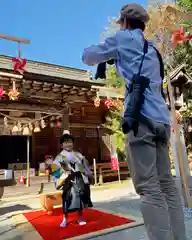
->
[8,80,20,100]
[40,119,46,129]
[50,116,55,128]
[34,122,41,132]
[117,99,122,108]
[4,117,8,128]
[12,125,19,133]
[23,126,30,135]
[12,58,27,74]
[29,123,33,132]
[104,96,112,108]
[93,92,100,107]
[0,87,5,97]
[17,121,22,132]
[113,99,122,108]
[56,116,61,128]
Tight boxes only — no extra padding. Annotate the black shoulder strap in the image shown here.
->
[153,47,166,101]
[153,47,164,80]
[137,40,148,76]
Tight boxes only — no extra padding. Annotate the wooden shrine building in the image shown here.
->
[165,64,192,147]
[165,64,192,109]
[0,55,121,170]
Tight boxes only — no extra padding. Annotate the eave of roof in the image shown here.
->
[0,55,104,87]
[169,63,186,80]
[166,64,192,85]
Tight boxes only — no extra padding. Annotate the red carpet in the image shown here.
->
[23,207,135,240]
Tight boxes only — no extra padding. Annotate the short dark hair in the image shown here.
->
[60,134,74,144]
[126,18,145,31]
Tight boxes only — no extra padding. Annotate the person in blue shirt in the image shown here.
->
[82,4,186,240]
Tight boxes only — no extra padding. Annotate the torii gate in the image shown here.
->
[0,33,30,57]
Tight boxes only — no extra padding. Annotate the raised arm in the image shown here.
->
[82,35,118,66]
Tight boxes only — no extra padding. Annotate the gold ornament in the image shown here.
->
[40,119,46,129]
[94,92,100,107]
[29,123,33,131]
[8,80,20,100]
[34,122,41,132]
[23,126,30,135]
[12,125,19,133]
[4,117,8,128]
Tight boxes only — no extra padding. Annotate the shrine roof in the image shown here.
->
[0,55,104,87]
[168,64,192,85]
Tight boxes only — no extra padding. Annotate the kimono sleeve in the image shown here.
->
[82,157,92,176]
[53,154,62,167]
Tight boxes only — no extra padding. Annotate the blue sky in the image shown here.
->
[0,0,146,71]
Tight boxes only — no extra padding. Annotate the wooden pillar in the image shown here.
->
[31,134,36,169]
[62,107,69,133]
[97,126,102,163]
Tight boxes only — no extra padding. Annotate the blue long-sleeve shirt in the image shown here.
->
[82,29,170,125]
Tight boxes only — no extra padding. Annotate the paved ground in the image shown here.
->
[1,179,192,239]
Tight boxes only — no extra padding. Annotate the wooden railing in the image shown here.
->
[90,161,129,185]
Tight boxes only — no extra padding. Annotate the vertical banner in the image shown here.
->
[110,154,119,171]
[110,146,121,183]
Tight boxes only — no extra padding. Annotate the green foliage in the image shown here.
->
[171,0,192,74]
[182,108,192,117]
[178,0,192,11]
[105,65,125,89]
[105,105,125,153]
[172,0,192,118]
[103,65,126,160]
[170,41,192,73]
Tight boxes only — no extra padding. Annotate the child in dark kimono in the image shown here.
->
[51,132,93,228]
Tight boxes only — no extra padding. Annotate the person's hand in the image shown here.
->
[175,110,182,123]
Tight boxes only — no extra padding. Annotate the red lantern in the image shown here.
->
[12,58,27,74]
[104,97,112,108]
[56,122,61,128]
[55,116,61,128]
[0,87,4,97]
[56,120,61,128]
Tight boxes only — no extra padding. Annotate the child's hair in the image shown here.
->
[60,134,74,144]
[45,154,53,160]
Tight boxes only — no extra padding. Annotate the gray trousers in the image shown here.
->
[126,117,186,240]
